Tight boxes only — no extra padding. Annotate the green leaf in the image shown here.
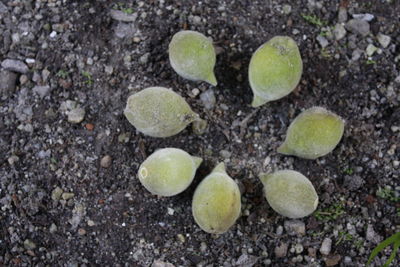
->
[367,232,400,266]
[383,240,399,267]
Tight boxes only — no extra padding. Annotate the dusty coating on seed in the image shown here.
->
[192,163,241,234]
[138,148,202,197]
[278,107,345,159]
[169,30,217,86]
[124,87,201,137]
[259,170,318,219]
[249,36,303,107]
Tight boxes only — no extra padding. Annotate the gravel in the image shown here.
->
[1,1,399,266]
[320,238,332,255]
[0,70,17,95]
[284,220,306,236]
[345,19,370,36]
[1,59,29,74]
[376,33,391,48]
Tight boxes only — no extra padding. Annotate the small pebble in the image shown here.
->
[366,44,377,56]
[1,59,29,73]
[100,155,112,168]
[377,33,391,48]
[333,24,346,40]
[345,19,370,37]
[51,187,63,201]
[275,242,288,258]
[67,108,85,124]
[320,238,332,255]
[78,228,86,235]
[24,239,37,250]
[62,192,75,200]
[284,220,306,236]
[200,89,216,109]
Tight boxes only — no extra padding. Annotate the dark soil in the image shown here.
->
[1,0,399,266]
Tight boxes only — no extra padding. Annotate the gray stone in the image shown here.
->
[352,13,374,22]
[140,53,150,64]
[274,242,288,258]
[62,192,75,200]
[0,1,7,13]
[343,175,364,191]
[67,108,85,123]
[333,24,346,40]
[320,238,332,255]
[0,70,17,94]
[100,155,112,168]
[351,49,363,61]
[151,260,174,267]
[366,44,378,56]
[377,33,391,48]
[51,187,63,201]
[200,89,216,109]
[316,35,329,48]
[338,7,347,23]
[49,223,57,233]
[345,19,370,37]
[235,254,259,267]
[295,244,304,254]
[366,224,382,244]
[284,220,305,236]
[282,4,292,15]
[110,9,138,22]
[1,59,29,74]
[32,85,51,98]
[219,150,231,159]
[23,239,37,250]
[114,22,136,39]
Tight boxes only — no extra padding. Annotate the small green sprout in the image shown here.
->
[314,201,346,221]
[336,231,354,246]
[366,59,377,65]
[56,69,69,79]
[301,13,326,27]
[113,3,134,14]
[376,187,400,202]
[343,167,354,175]
[367,232,400,267]
[81,71,93,86]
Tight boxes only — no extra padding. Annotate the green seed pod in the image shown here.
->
[169,30,217,86]
[278,107,345,159]
[259,170,318,219]
[192,163,241,234]
[138,148,202,197]
[124,87,205,137]
[249,36,303,107]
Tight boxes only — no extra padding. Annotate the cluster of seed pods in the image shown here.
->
[124,30,345,234]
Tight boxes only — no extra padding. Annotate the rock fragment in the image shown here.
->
[1,59,29,73]
[345,19,370,37]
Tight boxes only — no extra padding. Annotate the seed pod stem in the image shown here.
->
[192,156,203,168]
[212,162,226,174]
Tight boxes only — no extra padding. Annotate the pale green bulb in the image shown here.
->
[138,148,202,197]
[278,107,345,159]
[249,36,303,107]
[124,87,205,137]
[259,170,318,219]
[192,163,241,234]
[169,30,217,86]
